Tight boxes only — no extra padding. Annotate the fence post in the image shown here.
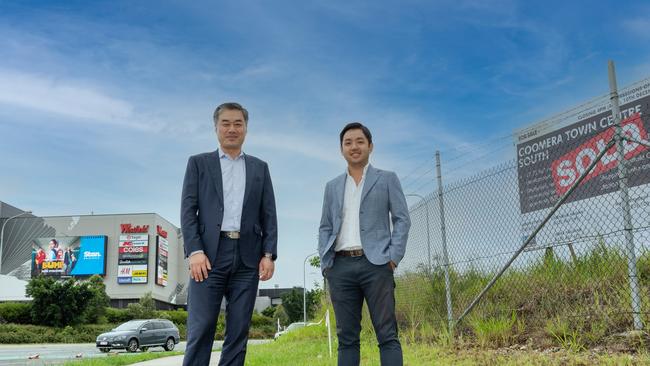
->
[436,151,454,332]
[609,60,643,330]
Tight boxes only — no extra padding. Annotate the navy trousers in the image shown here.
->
[183,238,259,366]
[327,255,402,366]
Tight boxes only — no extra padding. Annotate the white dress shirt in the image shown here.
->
[335,164,369,251]
[219,148,246,231]
[189,148,245,257]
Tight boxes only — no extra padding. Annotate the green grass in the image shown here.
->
[244,324,649,365]
[394,240,650,349]
[61,351,183,366]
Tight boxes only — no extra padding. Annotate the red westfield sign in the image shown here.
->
[156,225,168,238]
[551,114,648,196]
[121,224,149,234]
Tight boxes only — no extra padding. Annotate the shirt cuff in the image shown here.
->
[189,250,204,257]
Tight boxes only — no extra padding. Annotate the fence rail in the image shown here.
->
[396,62,650,346]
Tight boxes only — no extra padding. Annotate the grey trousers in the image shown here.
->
[327,255,402,366]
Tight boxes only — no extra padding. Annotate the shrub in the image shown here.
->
[158,309,187,326]
[261,306,275,318]
[126,292,156,319]
[105,307,132,323]
[250,312,273,328]
[0,323,117,344]
[0,302,32,324]
[26,277,94,327]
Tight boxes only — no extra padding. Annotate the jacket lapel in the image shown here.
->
[242,154,254,208]
[335,174,346,218]
[360,164,379,203]
[206,150,224,206]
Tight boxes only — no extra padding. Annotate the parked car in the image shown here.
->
[96,319,180,353]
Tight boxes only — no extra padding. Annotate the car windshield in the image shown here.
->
[114,320,147,331]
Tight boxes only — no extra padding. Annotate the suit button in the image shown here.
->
[361,228,365,232]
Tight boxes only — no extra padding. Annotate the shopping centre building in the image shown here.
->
[0,201,300,311]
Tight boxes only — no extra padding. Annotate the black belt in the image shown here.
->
[220,231,240,239]
[336,249,364,257]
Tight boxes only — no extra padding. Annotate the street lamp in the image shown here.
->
[303,251,318,324]
[405,193,431,272]
[0,211,32,274]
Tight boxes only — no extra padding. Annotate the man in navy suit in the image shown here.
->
[181,102,277,366]
[319,122,410,366]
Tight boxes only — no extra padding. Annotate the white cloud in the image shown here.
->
[0,68,147,128]
[623,18,650,39]
[246,131,340,164]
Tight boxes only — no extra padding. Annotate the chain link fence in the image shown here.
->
[395,68,650,347]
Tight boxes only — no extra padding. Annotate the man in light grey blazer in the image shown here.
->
[319,122,411,366]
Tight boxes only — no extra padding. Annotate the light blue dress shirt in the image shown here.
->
[189,148,246,257]
[219,149,246,231]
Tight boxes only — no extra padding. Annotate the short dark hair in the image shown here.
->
[340,122,372,146]
[213,102,249,124]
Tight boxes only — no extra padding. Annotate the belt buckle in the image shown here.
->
[226,231,240,239]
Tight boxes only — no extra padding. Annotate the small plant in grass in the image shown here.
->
[434,321,455,347]
[470,312,517,348]
[545,316,585,352]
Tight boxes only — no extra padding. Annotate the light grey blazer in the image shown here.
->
[318,164,411,272]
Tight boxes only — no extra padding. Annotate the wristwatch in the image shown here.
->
[264,252,274,261]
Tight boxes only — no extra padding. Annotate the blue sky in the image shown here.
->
[1,0,649,289]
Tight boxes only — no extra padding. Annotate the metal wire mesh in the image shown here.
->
[395,83,650,345]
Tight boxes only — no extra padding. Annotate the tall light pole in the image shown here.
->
[0,211,32,274]
[303,251,318,323]
[405,193,431,272]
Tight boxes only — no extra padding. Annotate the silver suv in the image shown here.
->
[96,319,180,353]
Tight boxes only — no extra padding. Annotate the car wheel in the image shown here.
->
[140,346,149,352]
[163,337,175,351]
[99,348,110,353]
[127,338,139,353]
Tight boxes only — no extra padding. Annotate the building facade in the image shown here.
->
[1,201,298,312]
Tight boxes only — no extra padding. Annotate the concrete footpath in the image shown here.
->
[129,352,221,366]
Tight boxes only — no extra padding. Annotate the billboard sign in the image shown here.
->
[156,235,169,286]
[118,233,149,284]
[31,236,107,277]
[515,77,650,247]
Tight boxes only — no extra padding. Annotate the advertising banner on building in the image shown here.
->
[156,235,168,286]
[117,233,149,284]
[31,235,107,277]
[515,77,650,247]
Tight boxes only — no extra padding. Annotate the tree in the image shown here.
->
[126,292,156,319]
[308,255,320,268]
[280,287,322,323]
[261,306,275,318]
[83,275,110,323]
[26,276,94,327]
[273,305,289,327]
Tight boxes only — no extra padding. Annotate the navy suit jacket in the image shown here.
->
[181,150,277,269]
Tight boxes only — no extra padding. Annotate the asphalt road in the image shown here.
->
[0,342,186,366]
[0,340,269,366]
